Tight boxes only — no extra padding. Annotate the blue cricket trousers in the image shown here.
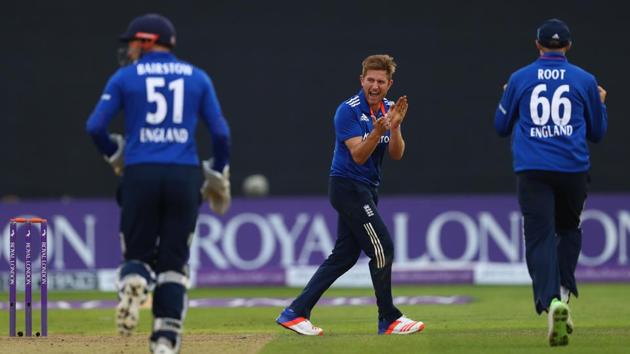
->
[117,163,202,274]
[117,163,202,344]
[289,176,402,322]
[517,170,588,314]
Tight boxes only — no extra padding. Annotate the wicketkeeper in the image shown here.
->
[86,13,231,354]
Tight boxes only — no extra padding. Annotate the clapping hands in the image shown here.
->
[371,96,409,134]
[371,114,390,134]
[387,96,408,130]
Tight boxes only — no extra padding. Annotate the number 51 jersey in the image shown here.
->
[494,52,607,173]
[86,51,230,167]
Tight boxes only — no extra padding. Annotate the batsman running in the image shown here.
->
[495,19,607,347]
[86,14,231,354]
[276,54,425,335]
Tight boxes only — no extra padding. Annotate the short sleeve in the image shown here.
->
[334,104,362,142]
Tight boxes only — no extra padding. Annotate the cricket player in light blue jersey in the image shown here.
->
[86,13,231,354]
[495,18,607,347]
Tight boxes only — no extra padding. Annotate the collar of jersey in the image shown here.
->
[358,90,387,117]
[139,51,177,62]
[539,52,567,61]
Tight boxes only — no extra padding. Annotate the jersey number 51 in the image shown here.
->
[145,77,184,125]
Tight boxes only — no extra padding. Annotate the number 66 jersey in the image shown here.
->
[86,51,230,168]
[494,52,607,172]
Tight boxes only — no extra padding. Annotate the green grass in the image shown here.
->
[1,284,629,353]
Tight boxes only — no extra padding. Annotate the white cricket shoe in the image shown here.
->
[276,308,324,336]
[150,337,177,354]
[379,315,425,335]
[116,275,148,336]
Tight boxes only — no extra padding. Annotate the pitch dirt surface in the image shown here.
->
[0,334,273,354]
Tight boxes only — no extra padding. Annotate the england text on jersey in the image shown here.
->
[140,127,189,143]
[530,124,573,138]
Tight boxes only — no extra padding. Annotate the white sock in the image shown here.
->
[560,286,570,303]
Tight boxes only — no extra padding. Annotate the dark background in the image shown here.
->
[1,0,627,198]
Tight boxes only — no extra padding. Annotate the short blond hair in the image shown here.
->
[361,54,397,79]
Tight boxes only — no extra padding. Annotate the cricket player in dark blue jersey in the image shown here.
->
[495,19,607,347]
[86,14,231,354]
[276,55,425,336]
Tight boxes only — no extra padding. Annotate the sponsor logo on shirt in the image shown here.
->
[362,132,390,144]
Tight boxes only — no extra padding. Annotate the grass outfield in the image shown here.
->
[0,284,629,353]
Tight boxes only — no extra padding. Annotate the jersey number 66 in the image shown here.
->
[529,84,571,126]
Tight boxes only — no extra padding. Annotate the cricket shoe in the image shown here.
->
[379,315,425,335]
[560,286,574,334]
[116,275,149,336]
[548,299,570,346]
[150,337,178,354]
[566,311,574,334]
[276,308,324,336]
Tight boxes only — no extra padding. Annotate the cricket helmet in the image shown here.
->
[119,13,176,48]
